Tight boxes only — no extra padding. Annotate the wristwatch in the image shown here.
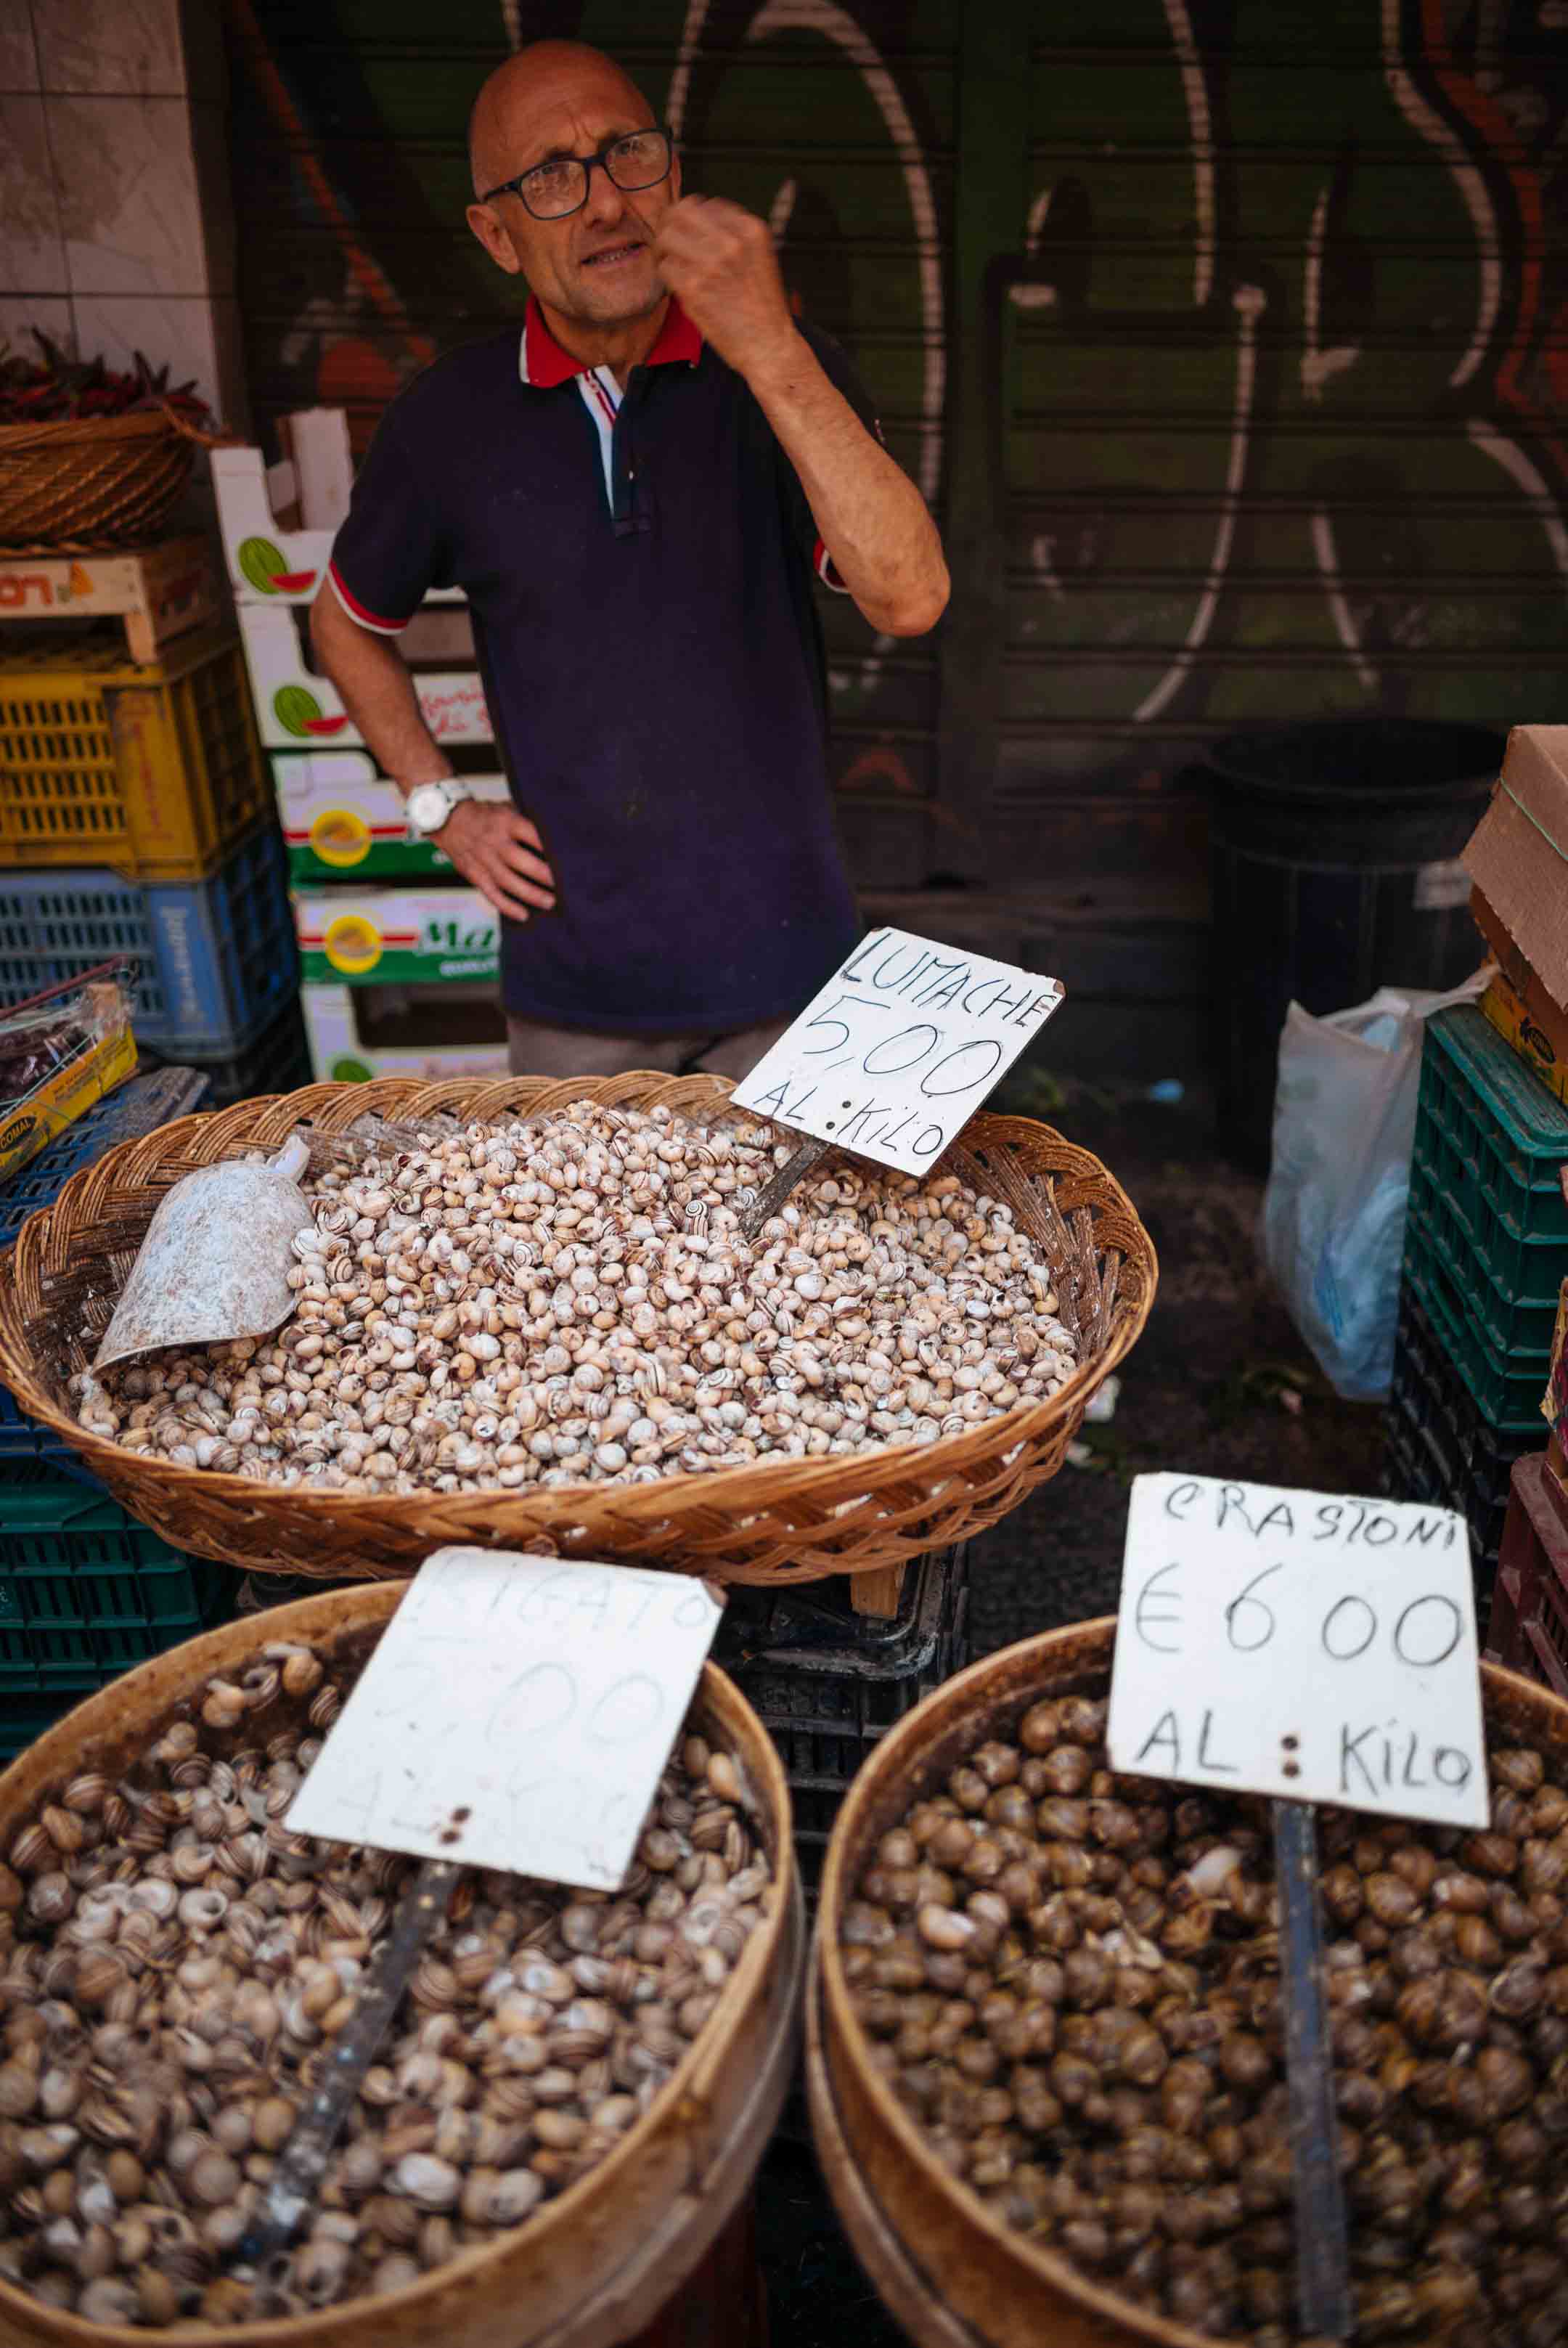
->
[404,780,468,841]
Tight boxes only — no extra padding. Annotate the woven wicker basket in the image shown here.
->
[0,408,197,550]
[0,1075,1156,1585]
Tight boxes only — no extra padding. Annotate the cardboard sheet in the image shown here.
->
[1462,726,1568,1016]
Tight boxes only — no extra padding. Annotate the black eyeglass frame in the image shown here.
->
[479,129,677,220]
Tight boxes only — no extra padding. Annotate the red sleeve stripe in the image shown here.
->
[813,536,852,594]
[327,562,412,635]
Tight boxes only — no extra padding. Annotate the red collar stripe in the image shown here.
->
[520,294,701,387]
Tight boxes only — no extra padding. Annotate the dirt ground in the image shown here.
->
[754,1075,1387,2344]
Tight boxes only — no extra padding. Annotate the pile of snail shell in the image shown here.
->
[841,1695,1568,2347]
[0,1639,769,2325]
[70,1101,1079,1495]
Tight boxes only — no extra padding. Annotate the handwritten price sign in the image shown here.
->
[732,926,1063,1178]
[1106,1472,1487,1827]
[287,1551,724,1888]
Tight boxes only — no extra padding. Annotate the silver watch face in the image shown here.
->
[407,784,453,836]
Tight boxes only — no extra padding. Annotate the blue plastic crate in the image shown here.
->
[0,826,298,1056]
[0,1066,208,1485]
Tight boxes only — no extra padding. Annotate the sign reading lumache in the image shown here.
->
[732,927,1064,1178]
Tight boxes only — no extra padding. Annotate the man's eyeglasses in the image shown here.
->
[481,129,674,221]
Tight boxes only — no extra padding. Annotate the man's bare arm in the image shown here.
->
[310,588,556,918]
[653,198,948,638]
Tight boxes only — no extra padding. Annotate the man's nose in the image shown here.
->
[582,160,627,227]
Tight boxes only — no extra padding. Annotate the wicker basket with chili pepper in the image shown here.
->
[0,331,216,552]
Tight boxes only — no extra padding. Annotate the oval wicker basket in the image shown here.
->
[0,1074,1157,1585]
[810,1623,1561,2348]
[0,407,197,550]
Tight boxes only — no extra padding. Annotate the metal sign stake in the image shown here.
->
[237,1855,461,2304]
[736,1134,832,1241]
[1272,1798,1352,2342]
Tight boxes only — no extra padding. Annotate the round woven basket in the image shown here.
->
[0,407,197,550]
[0,1074,1156,1585]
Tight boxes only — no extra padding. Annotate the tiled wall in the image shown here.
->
[0,0,245,428]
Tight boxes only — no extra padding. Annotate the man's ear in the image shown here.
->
[467,203,523,276]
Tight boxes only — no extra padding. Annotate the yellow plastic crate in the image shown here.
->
[0,624,268,881]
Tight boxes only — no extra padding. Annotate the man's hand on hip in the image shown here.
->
[653,197,796,384]
[434,801,556,921]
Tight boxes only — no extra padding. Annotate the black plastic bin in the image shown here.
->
[1207,719,1501,1167]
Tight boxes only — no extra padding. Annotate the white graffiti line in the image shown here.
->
[1161,0,1214,309]
[746,0,945,512]
[1310,510,1380,689]
[1030,533,1067,603]
[768,176,799,240]
[1379,0,1500,389]
[667,0,713,139]
[1466,420,1568,578]
[1301,185,1361,402]
[1132,286,1266,726]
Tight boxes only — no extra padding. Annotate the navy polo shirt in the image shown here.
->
[327,295,873,1033]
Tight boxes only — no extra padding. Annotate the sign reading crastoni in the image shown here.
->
[732,927,1064,1178]
[1106,1472,1487,1827]
[287,1549,725,1889]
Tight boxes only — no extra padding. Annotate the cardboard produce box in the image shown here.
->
[302,980,507,1084]
[274,752,511,881]
[1464,726,1568,1094]
[1480,964,1568,1110]
[293,884,499,987]
[238,601,492,754]
[211,433,467,616]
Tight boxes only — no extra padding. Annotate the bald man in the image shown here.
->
[313,41,948,1077]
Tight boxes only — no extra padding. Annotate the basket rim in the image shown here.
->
[0,1578,801,2347]
[813,1621,1565,2348]
[0,407,186,451]
[0,1075,1158,1572]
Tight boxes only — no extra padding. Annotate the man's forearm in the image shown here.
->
[746,343,949,637]
[309,590,454,794]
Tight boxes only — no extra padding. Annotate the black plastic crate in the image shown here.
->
[715,1544,971,1908]
[1381,1292,1537,1628]
[136,991,312,1109]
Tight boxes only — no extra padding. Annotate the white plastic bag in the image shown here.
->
[1259,979,1485,1401]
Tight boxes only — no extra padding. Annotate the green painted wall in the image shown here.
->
[226,0,1568,893]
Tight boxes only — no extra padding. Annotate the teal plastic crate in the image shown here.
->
[0,1469,235,1697]
[1408,1136,1566,1325]
[1404,1244,1550,1434]
[0,1695,83,1764]
[1405,1190,1562,1360]
[1416,1006,1568,1249]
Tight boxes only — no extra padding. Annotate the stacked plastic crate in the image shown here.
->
[1385,1004,1568,1623]
[0,544,306,1105]
[211,435,511,1084]
[0,1069,240,1760]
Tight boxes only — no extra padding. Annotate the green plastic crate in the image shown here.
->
[1405,1185,1563,1360]
[0,1695,83,1764]
[0,1469,235,1697]
[1404,1245,1550,1435]
[1408,1136,1566,1323]
[1416,1007,1568,1250]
